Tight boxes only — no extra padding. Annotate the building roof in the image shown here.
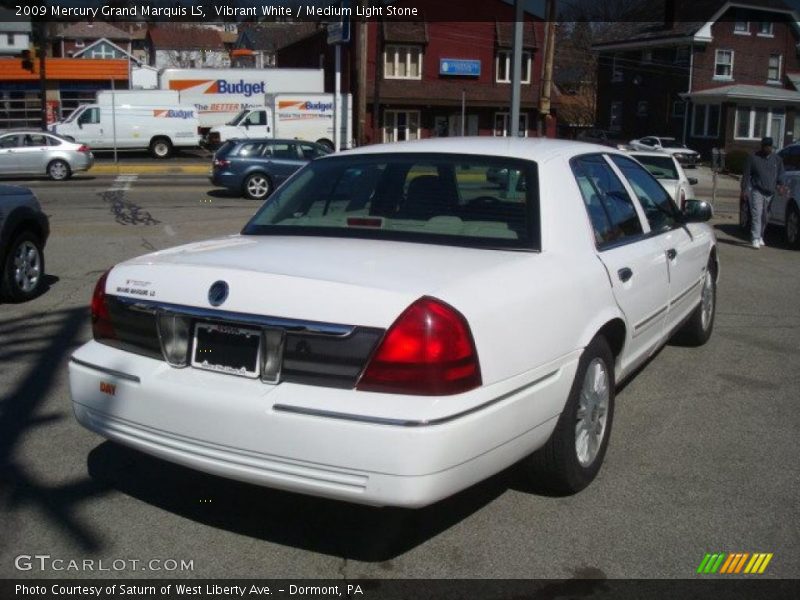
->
[495,21,538,48]
[237,23,318,52]
[56,22,132,41]
[788,72,800,91]
[73,38,140,62]
[148,26,225,51]
[0,58,129,81]
[383,22,429,44]
[683,84,800,103]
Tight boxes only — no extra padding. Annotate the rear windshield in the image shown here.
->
[242,153,540,250]
[632,154,679,180]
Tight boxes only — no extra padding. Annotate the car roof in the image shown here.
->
[0,129,58,135]
[227,138,318,144]
[339,137,620,162]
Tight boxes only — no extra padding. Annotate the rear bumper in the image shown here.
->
[210,171,240,190]
[69,341,576,507]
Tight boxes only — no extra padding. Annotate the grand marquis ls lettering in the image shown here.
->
[69,139,718,507]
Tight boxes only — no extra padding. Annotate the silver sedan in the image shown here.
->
[0,130,94,180]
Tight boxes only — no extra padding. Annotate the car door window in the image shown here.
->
[78,107,100,125]
[245,111,266,126]
[237,142,266,157]
[23,134,48,147]
[571,154,644,247]
[46,136,62,146]
[610,155,678,233]
[269,143,299,160]
[299,143,327,160]
[0,135,20,149]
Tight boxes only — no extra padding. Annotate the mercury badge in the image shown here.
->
[208,281,229,307]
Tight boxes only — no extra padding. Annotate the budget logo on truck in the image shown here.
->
[153,109,195,119]
[278,100,334,112]
[168,79,266,97]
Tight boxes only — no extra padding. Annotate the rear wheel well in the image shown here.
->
[709,245,719,280]
[597,318,626,360]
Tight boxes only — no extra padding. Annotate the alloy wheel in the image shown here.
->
[575,358,610,467]
[13,240,41,293]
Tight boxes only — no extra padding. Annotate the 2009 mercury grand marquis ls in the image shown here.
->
[69,138,718,507]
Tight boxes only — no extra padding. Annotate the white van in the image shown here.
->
[207,93,352,150]
[50,103,200,158]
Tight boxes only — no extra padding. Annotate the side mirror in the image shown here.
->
[682,199,713,223]
[77,121,83,129]
[688,177,698,185]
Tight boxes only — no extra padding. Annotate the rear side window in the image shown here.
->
[46,136,62,147]
[299,143,328,160]
[23,134,48,147]
[571,154,644,247]
[243,153,540,250]
[236,142,266,157]
[609,155,677,233]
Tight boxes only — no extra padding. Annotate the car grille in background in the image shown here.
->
[98,296,384,389]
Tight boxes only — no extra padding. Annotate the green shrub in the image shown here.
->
[725,150,749,175]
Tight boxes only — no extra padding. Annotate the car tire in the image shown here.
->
[524,335,615,494]
[243,173,272,200]
[673,257,717,347]
[47,159,71,181]
[1,231,45,302]
[149,137,173,159]
[785,203,800,249]
[739,197,751,234]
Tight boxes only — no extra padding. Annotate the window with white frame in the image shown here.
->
[714,49,733,79]
[383,110,420,142]
[636,101,648,117]
[493,112,528,137]
[611,54,623,82]
[74,39,85,48]
[691,104,720,138]
[496,50,531,84]
[768,54,782,82]
[757,22,774,36]
[609,101,622,131]
[88,43,119,59]
[734,21,749,34]
[383,45,422,80]
[735,105,775,139]
[672,101,686,118]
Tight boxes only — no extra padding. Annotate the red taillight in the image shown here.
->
[214,158,230,169]
[357,297,482,396]
[77,144,90,153]
[91,269,116,341]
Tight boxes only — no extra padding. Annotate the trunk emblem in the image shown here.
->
[208,281,229,307]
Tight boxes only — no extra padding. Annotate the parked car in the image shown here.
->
[576,128,628,149]
[778,143,800,171]
[629,151,698,208]
[0,184,49,301]
[69,138,717,508]
[0,130,93,180]
[629,136,700,167]
[210,138,330,199]
[739,171,800,248]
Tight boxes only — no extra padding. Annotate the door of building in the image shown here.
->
[770,112,785,149]
[448,114,478,136]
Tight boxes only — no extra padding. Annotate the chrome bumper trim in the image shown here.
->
[70,357,141,383]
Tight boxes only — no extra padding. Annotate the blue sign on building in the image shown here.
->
[439,59,481,77]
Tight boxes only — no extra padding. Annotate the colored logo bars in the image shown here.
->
[697,552,773,574]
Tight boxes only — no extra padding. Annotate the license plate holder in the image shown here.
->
[191,322,262,379]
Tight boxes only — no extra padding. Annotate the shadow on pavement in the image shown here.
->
[87,441,516,562]
[714,223,791,250]
[0,308,111,552]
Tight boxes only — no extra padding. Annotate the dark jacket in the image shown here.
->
[742,150,785,195]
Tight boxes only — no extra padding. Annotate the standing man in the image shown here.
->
[741,137,786,249]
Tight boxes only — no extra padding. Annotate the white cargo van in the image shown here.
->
[50,101,200,159]
[160,69,325,129]
[207,93,352,151]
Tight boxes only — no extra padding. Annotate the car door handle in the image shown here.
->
[666,248,677,260]
[618,267,633,283]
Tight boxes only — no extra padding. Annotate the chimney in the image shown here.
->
[664,0,676,29]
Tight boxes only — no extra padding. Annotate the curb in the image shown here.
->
[90,164,209,175]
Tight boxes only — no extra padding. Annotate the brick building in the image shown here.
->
[593,0,800,157]
[277,0,556,146]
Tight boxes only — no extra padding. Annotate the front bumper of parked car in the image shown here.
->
[69,340,576,507]
[673,153,699,166]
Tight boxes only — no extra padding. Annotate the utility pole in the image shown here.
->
[357,0,368,145]
[37,21,47,131]
[538,0,557,137]
[510,0,524,137]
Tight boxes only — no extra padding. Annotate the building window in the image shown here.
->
[674,46,689,64]
[74,39,85,48]
[383,45,422,80]
[383,110,420,142]
[757,22,774,36]
[609,101,622,131]
[88,44,118,59]
[496,50,531,84]
[768,54,782,82]
[735,106,778,139]
[691,104,720,138]
[672,101,686,118]
[636,101,648,117]
[493,112,528,137]
[714,49,733,79]
[611,54,623,82]
[734,21,750,34]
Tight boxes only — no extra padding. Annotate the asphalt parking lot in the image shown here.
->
[0,164,798,580]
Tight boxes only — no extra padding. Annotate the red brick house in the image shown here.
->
[593,0,800,157]
[278,0,556,146]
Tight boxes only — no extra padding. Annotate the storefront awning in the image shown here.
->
[0,58,129,82]
[681,84,800,104]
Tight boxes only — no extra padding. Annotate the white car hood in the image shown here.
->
[108,235,533,327]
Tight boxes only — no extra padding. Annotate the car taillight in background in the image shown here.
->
[91,269,116,341]
[357,296,482,396]
[77,144,90,153]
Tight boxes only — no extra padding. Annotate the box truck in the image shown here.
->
[159,68,325,129]
[207,93,353,151]
[50,91,201,158]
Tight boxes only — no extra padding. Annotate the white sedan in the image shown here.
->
[69,138,718,508]
[629,151,698,208]
[629,136,700,167]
